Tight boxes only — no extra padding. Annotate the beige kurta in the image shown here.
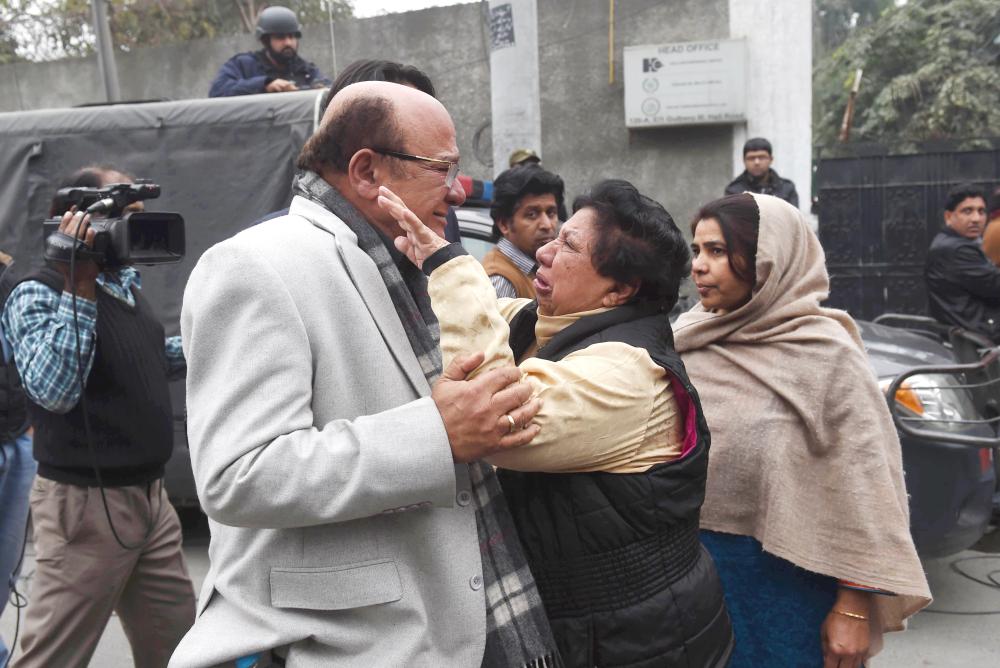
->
[428,254,683,473]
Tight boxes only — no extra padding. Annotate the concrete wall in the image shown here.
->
[0,5,497,184]
[321,4,494,186]
[0,0,813,227]
[538,0,731,228]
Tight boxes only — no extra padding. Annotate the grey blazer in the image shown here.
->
[169,196,486,667]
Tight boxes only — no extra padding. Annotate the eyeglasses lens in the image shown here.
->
[445,163,459,188]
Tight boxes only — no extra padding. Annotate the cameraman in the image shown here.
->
[0,166,195,668]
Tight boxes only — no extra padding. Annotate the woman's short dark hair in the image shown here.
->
[691,193,760,287]
[490,165,567,240]
[573,179,689,310]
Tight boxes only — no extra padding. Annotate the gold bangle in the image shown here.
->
[834,609,868,622]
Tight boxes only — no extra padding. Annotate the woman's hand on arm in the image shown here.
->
[377,186,449,269]
[821,587,873,668]
[486,343,658,472]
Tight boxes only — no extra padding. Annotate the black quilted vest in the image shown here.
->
[499,302,734,668]
[8,267,173,486]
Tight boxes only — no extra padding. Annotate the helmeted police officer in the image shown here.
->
[209,6,332,98]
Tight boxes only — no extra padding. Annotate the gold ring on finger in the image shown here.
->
[505,414,516,434]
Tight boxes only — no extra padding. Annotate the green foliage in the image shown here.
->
[814,0,1000,151]
[0,17,19,64]
[814,0,893,58]
[0,0,352,61]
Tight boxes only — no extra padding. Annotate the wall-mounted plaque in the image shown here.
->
[624,39,747,128]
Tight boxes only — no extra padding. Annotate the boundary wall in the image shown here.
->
[0,0,812,226]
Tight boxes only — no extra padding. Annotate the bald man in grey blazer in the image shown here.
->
[170,83,557,667]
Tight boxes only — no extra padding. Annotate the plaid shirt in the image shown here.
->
[1,266,184,414]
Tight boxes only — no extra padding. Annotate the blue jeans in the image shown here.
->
[0,432,35,664]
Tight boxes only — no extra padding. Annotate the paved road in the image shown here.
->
[3,513,999,667]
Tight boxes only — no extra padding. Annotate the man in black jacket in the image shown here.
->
[724,137,799,207]
[924,183,1000,342]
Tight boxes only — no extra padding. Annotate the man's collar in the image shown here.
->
[941,226,981,244]
[294,169,406,259]
[496,238,537,275]
[98,265,138,284]
[292,170,427,275]
[746,168,777,186]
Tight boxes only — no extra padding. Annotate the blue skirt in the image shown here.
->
[701,530,841,668]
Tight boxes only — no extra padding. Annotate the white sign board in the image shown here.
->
[624,39,747,128]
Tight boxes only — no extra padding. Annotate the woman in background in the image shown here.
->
[674,193,931,668]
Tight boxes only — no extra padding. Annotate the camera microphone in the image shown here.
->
[86,198,116,214]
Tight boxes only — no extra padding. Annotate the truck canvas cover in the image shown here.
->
[0,89,322,329]
[0,90,322,505]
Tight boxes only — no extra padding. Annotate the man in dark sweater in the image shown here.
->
[724,137,799,207]
[925,183,1000,342]
[0,167,195,667]
[209,5,330,98]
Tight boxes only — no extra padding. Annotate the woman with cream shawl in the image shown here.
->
[674,192,931,667]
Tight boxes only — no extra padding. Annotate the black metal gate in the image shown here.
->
[816,144,1000,320]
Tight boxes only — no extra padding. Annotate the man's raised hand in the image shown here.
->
[432,352,541,463]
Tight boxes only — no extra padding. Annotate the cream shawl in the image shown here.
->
[674,193,931,636]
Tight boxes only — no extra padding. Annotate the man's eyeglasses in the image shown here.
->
[372,148,460,188]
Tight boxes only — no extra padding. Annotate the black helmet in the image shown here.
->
[256,6,301,39]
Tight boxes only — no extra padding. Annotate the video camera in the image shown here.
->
[43,181,185,267]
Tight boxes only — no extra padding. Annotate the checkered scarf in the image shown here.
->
[295,171,560,668]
